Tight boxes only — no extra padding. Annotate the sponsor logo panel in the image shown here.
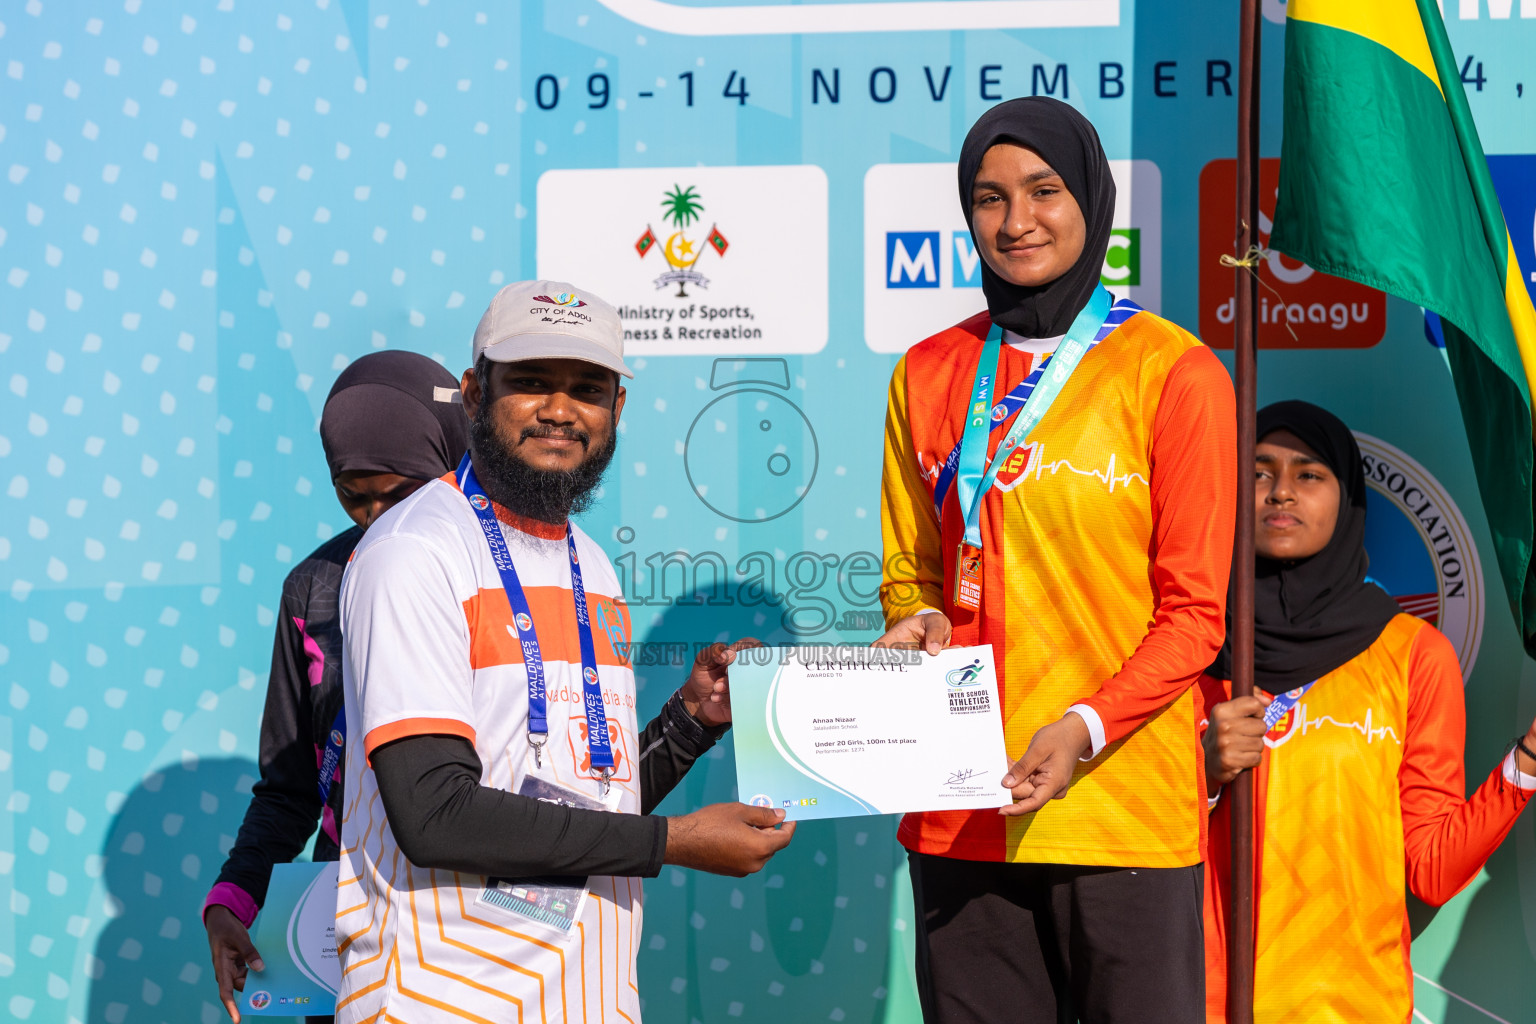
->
[537,165,828,355]
[864,160,1160,353]
[1198,158,1386,349]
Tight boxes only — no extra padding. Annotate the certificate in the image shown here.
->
[242,861,340,1016]
[730,645,1011,821]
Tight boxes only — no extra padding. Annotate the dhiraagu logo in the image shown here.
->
[865,160,1160,352]
[945,659,985,687]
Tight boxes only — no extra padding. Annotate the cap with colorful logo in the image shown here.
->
[471,280,632,378]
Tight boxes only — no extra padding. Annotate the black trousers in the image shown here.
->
[909,852,1204,1024]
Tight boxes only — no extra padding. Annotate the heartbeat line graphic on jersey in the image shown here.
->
[992,441,1149,494]
[1292,703,1401,745]
[916,448,942,485]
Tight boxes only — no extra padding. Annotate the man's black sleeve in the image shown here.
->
[636,689,729,814]
[371,691,726,878]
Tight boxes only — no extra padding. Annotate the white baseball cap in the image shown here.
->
[471,280,633,378]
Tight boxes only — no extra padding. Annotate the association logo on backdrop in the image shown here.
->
[1198,158,1387,348]
[537,165,828,355]
[1356,433,1484,679]
[864,160,1161,353]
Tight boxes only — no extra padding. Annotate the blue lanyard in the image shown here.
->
[934,292,1142,523]
[317,706,345,804]
[456,455,614,780]
[1263,681,1316,731]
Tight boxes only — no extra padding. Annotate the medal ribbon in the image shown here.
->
[934,291,1142,522]
[317,707,345,804]
[457,454,614,774]
[1262,681,1316,731]
[950,285,1117,548]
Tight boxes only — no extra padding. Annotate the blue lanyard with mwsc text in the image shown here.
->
[950,284,1116,549]
[456,454,615,790]
[931,292,1142,521]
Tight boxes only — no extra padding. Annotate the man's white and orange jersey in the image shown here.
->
[335,474,642,1024]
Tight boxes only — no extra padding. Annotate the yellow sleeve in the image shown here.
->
[880,355,947,626]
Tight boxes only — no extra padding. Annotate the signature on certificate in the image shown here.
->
[945,768,985,787]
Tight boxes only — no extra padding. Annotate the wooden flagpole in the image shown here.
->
[1228,0,1262,1021]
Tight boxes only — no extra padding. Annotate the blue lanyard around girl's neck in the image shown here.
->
[952,284,1115,549]
[456,454,614,787]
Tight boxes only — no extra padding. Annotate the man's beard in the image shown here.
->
[469,407,617,525]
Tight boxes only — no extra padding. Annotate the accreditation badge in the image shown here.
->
[953,543,983,611]
[476,772,620,943]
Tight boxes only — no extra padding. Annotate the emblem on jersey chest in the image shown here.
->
[1263,693,1303,749]
[990,440,1041,493]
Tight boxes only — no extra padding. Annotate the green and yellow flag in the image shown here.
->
[1272,0,1536,653]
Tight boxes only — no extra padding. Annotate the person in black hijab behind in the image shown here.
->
[875,97,1237,1022]
[202,351,469,1023]
[1201,401,1536,1021]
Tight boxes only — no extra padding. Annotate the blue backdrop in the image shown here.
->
[3,2,1535,1021]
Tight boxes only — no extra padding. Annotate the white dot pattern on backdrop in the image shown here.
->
[0,2,910,1022]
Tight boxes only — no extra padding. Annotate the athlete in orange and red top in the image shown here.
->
[877,97,1236,1024]
[1201,401,1536,1023]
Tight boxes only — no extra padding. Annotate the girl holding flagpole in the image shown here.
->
[1201,400,1536,1023]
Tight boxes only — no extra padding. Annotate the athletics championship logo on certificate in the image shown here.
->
[1355,433,1485,678]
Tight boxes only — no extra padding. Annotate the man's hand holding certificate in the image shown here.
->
[729,645,1011,821]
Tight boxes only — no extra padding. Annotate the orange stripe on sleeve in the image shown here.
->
[365,717,477,763]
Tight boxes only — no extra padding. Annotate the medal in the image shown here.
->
[953,542,983,611]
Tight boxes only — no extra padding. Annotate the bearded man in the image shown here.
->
[333,280,793,1024]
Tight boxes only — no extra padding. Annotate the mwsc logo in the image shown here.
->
[864,160,1160,352]
[882,227,1142,292]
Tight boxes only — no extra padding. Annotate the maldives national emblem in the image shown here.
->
[635,184,730,297]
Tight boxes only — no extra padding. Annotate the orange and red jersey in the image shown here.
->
[1200,614,1535,1024]
[881,306,1236,867]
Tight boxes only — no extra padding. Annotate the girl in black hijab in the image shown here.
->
[955,96,1117,339]
[1209,399,1402,688]
[321,349,474,527]
[878,97,1236,1023]
[202,351,468,1024]
[1201,400,1536,1023]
